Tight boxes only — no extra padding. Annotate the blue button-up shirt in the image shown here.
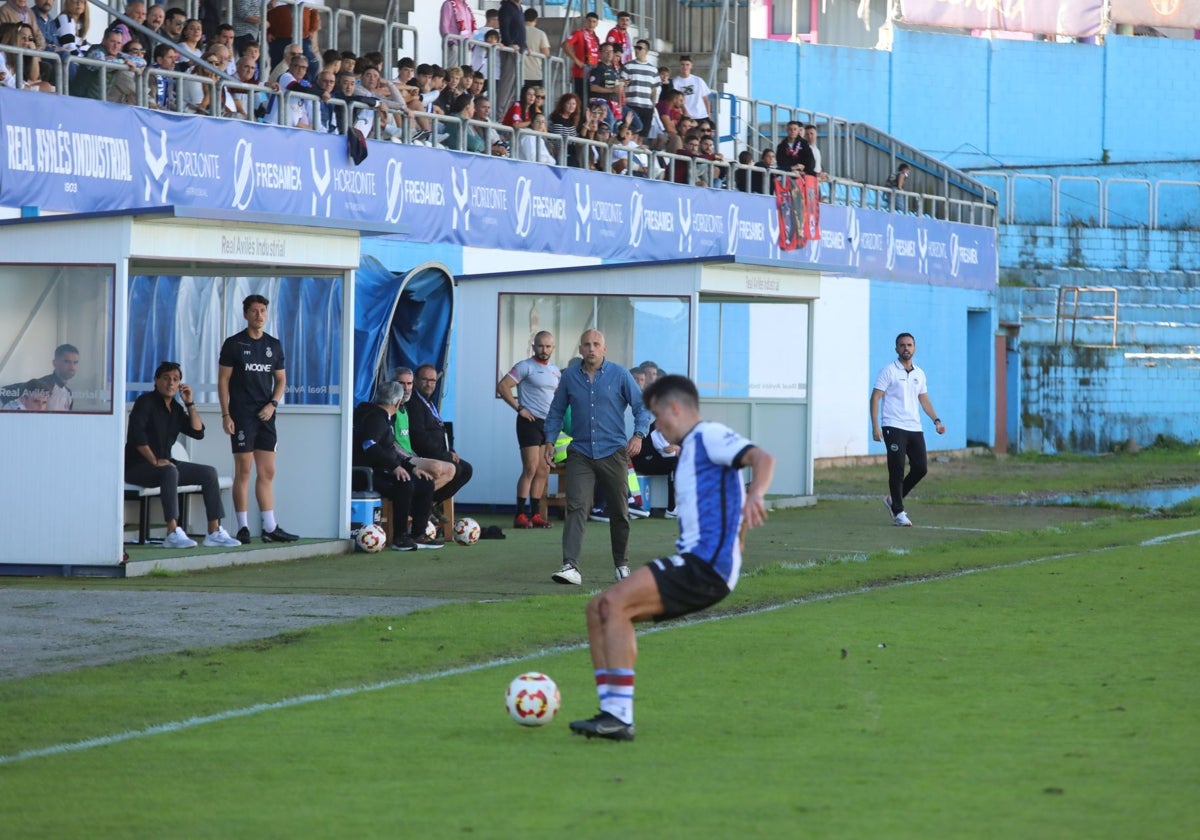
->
[544,359,651,460]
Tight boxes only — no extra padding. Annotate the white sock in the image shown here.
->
[236,510,249,529]
[600,668,635,724]
[262,510,277,533]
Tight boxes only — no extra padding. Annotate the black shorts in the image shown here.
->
[647,553,731,622]
[516,414,547,449]
[230,409,278,453]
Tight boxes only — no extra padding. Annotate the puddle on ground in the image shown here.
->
[1036,484,1200,509]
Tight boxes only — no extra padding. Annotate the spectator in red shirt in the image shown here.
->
[503,84,543,129]
[561,11,599,103]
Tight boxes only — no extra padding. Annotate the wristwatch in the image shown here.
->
[634,431,645,439]
[270,399,279,407]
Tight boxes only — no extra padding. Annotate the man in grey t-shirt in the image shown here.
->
[496,330,561,529]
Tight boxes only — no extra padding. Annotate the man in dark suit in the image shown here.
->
[407,364,474,502]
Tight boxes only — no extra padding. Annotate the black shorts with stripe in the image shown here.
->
[648,553,731,622]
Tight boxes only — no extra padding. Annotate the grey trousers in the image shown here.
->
[562,449,630,568]
[126,459,224,524]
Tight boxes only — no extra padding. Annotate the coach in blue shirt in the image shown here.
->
[543,329,651,586]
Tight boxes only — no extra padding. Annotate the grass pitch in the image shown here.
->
[1,451,1198,838]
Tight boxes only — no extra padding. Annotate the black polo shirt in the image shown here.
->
[125,391,204,467]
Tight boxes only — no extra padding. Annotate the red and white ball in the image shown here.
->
[355,523,386,553]
[453,517,481,545]
[505,672,561,726]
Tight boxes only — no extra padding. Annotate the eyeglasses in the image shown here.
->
[635,45,647,50]
[127,48,145,54]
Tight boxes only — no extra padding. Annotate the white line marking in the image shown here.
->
[1140,529,1200,546]
[2,530,1193,767]
[917,525,1008,533]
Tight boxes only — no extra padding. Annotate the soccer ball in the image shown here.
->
[425,519,440,540]
[453,517,481,545]
[355,523,386,553]
[505,672,560,726]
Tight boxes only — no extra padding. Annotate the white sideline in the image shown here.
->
[3,531,1196,768]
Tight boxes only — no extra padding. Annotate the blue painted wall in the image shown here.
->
[751,31,1200,168]
[867,283,994,454]
[999,226,1200,272]
[1020,346,1200,453]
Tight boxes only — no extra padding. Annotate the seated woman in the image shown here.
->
[518,113,556,164]
[0,23,55,92]
[125,361,243,549]
[52,0,90,59]
[502,85,542,130]
[182,53,239,117]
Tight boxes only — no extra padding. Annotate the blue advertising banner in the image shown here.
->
[0,90,996,290]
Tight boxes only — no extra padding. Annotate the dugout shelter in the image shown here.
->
[0,208,361,573]
[454,257,820,506]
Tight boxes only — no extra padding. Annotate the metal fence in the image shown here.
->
[976,171,1200,230]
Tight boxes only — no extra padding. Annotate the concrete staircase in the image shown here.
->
[1000,267,1200,350]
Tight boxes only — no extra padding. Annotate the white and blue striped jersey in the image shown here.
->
[674,421,755,589]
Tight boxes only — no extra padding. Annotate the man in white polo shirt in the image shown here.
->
[869,332,945,527]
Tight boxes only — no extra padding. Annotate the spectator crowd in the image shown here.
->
[0,1,835,193]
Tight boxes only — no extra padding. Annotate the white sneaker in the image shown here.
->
[893,510,913,527]
[627,505,651,520]
[614,565,631,581]
[163,527,197,549]
[203,527,243,548]
[551,562,582,585]
[664,508,678,519]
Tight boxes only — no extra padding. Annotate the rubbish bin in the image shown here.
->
[350,467,382,546]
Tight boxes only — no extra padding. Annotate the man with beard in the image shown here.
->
[496,331,560,529]
[870,332,945,527]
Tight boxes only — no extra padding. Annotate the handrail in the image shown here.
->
[975,171,1200,230]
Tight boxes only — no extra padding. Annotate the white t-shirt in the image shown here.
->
[672,72,711,119]
[873,360,928,432]
[506,357,561,419]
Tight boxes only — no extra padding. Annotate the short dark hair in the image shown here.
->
[524,8,538,22]
[243,294,269,313]
[586,12,599,20]
[153,361,182,380]
[54,343,79,358]
[895,331,915,345]
[153,42,177,61]
[679,55,692,62]
[643,374,699,412]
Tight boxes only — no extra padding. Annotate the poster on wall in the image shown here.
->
[898,0,1103,38]
[773,174,820,251]
[1109,0,1200,29]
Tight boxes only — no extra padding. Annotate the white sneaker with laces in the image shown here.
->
[203,527,243,548]
[614,565,631,581]
[893,510,913,527]
[627,505,651,520]
[163,527,198,549]
[664,508,678,519]
[551,563,582,585]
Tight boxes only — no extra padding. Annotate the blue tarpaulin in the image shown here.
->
[352,258,455,406]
